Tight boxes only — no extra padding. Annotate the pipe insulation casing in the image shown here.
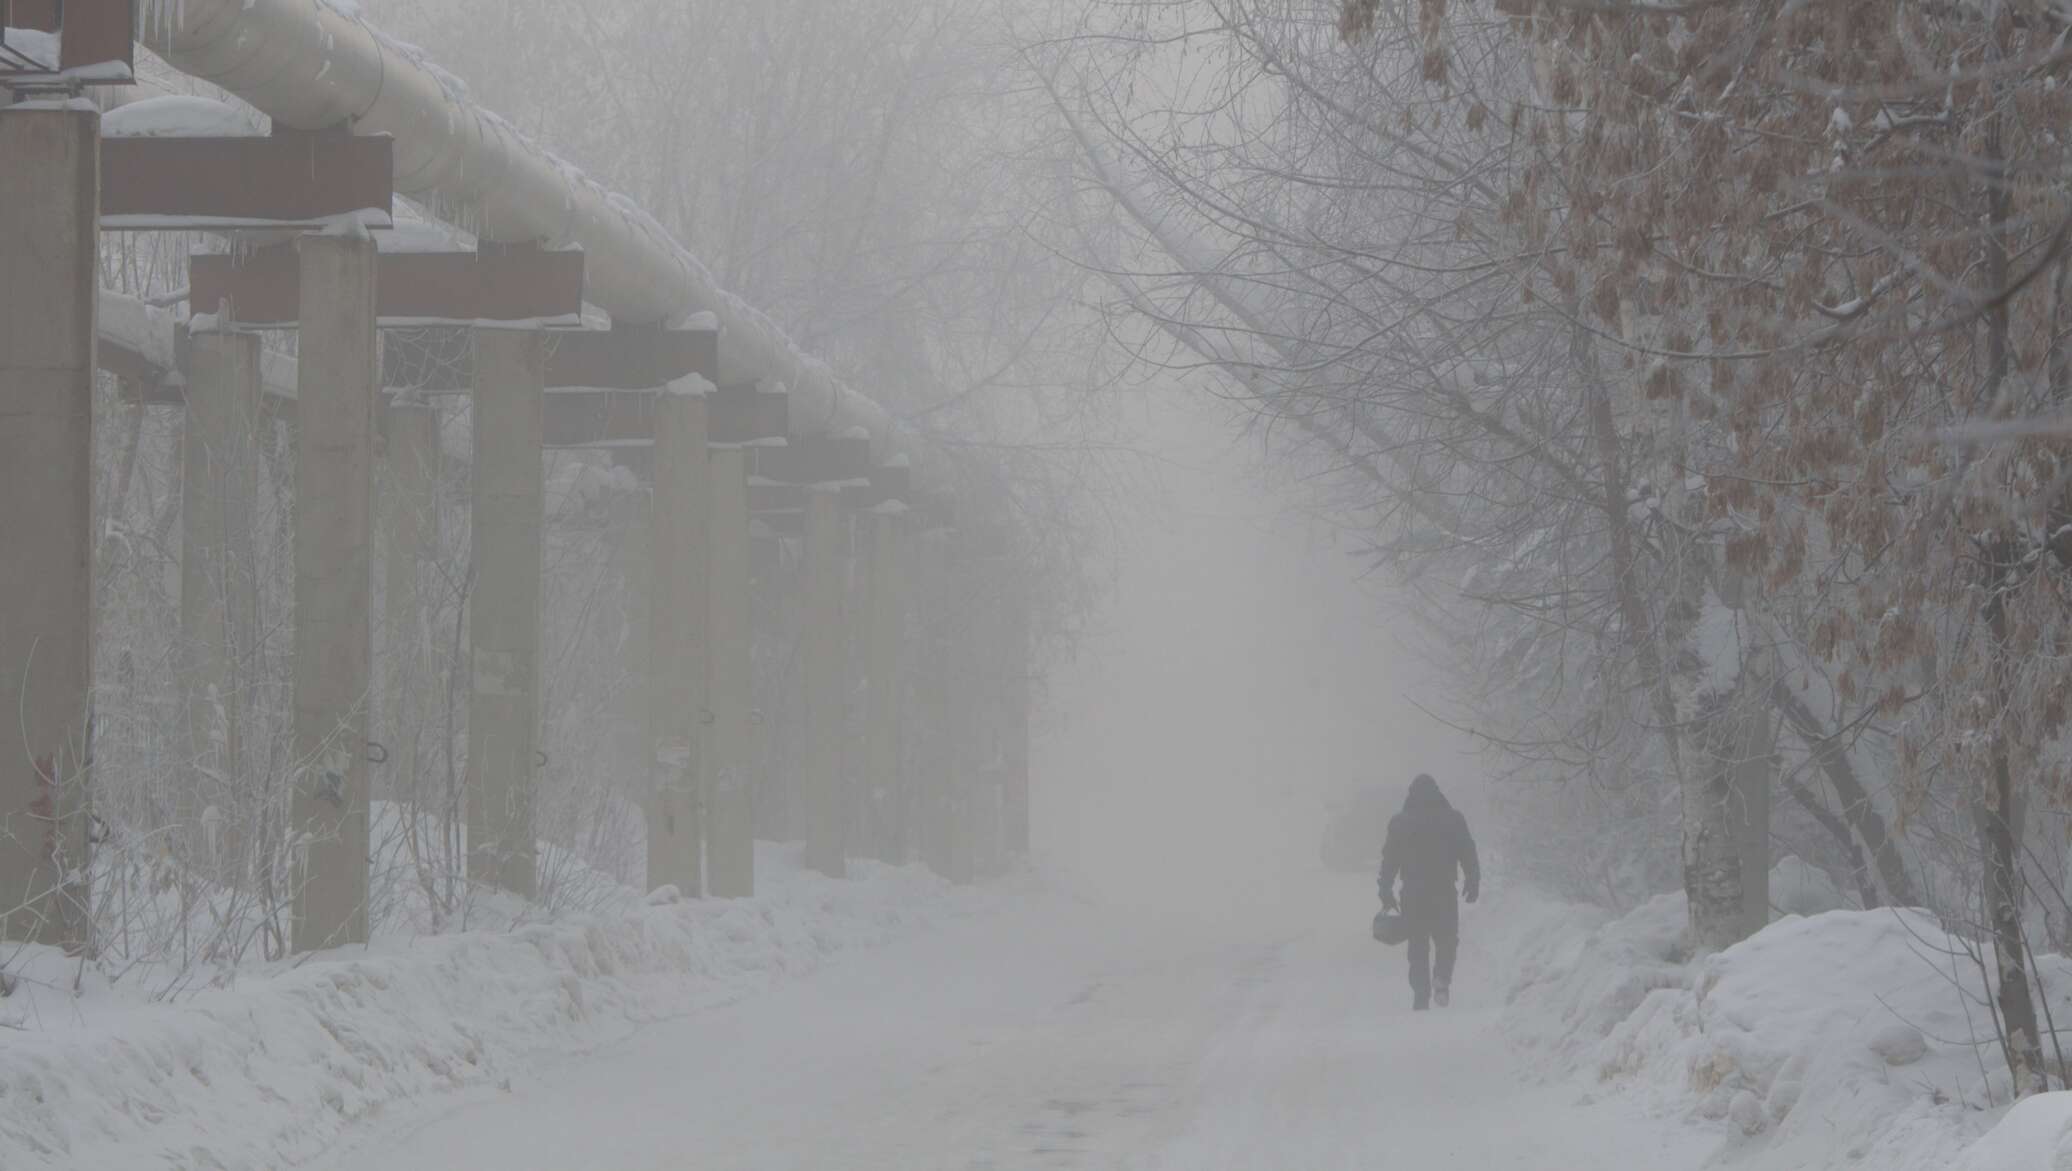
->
[142,0,941,490]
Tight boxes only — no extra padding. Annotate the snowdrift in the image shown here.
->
[1954,1093,2072,1171]
[1504,881,2072,1170]
[1500,889,1686,1075]
[0,844,997,1171]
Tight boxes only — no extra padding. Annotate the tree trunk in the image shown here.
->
[1983,553,2046,1095]
[1771,684,1918,907]
[1973,70,2045,1096]
[1732,690,1774,938]
[1579,349,1738,951]
[1686,686,1750,953]
[1777,769,1880,908]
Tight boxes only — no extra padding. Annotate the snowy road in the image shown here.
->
[319,875,1710,1170]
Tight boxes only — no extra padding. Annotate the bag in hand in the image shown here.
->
[1372,909,1409,946]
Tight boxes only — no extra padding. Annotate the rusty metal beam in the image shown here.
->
[710,381,788,445]
[752,434,871,486]
[6,2,59,31]
[541,388,656,449]
[2,0,132,81]
[58,0,129,77]
[555,324,718,391]
[190,242,583,326]
[101,134,393,229]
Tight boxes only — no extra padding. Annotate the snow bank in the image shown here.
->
[1607,909,2054,1168]
[0,844,998,1171]
[1958,1093,2072,1171]
[1502,890,1687,1074]
[1504,887,2072,1170]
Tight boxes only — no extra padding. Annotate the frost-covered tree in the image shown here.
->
[1042,0,2072,1092]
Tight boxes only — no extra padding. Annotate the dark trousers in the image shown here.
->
[1401,885,1460,1006]
[1407,927,1458,1005]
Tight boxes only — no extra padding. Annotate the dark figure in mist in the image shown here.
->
[1378,774,1480,1011]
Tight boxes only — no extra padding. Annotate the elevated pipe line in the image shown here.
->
[138,0,947,493]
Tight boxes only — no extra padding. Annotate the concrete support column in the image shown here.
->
[1003,579,1032,860]
[646,387,710,895]
[943,548,979,885]
[382,398,441,809]
[913,529,955,880]
[290,232,379,952]
[705,446,755,896]
[965,570,1006,882]
[0,107,98,951]
[181,329,263,881]
[749,531,792,842]
[801,489,848,878]
[465,328,546,900]
[860,512,907,863]
[606,486,653,811]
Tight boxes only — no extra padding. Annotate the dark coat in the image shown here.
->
[1378,775,1480,933]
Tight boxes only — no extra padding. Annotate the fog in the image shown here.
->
[1039,390,1478,923]
[7,0,2063,1166]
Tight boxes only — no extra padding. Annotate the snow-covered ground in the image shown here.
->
[24,839,2072,1169]
[0,844,999,1171]
[307,870,1705,1171]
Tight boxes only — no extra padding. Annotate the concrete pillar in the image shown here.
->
[943,547,979,885]
[181,329,263,881]
[860,512,907,863]
[749,529,793,842]
[606,485,653,811]
[966,570,1007,882]
[290,231,379,952]
[1003,578,1032,860]
[913,529,955,880]
[0,107,97,952]
[382,397,441,808]
[646,387,710,895]
[801,489,848,877]
[705,446,755,896]
[465,328,546,900]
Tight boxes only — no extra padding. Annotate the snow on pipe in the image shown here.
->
[135,0,945,494]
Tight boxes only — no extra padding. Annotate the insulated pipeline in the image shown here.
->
[139,0,938,490]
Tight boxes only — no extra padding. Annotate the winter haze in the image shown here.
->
[1037,389,1479,924]
[4,0,2072,1169]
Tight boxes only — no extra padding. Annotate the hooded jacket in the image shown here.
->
[1378,775,1480,914]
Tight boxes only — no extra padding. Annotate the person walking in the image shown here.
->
[1378,774,1480,1010]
